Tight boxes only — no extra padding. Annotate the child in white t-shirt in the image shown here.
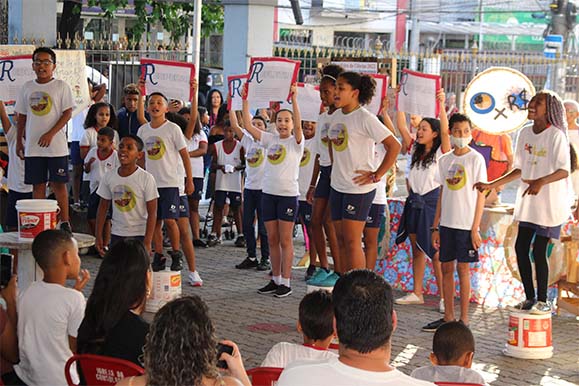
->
[426,114,486,332]
[0,101,33,231]
[14,47,74,233]
[328,72,401,272]
[95,135,158,255]
[84,127,119,249]
[476,91,571,314]
[262,290,336,368]
[229,108,271,271]
[298,121,318,274]
[14,230,90,386]
[80,102,119,160]
[243,84,304,298]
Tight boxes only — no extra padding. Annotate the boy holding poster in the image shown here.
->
[15,47,74,233]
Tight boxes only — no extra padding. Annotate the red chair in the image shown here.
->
[64,354,145,386]
[246,367,283,386]
[435,383,484,386]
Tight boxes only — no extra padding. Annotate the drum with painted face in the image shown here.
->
[463,67,536,135]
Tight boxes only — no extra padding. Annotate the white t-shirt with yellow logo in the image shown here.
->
[97,167,159,237]
[315,112,333,167]
[328,107,391,194]
[241,130,266,191]
[438,148,487,230]
[15,79,74,157]
[260,131,304,197]
[298,137,318,201]
[137,120,188,188]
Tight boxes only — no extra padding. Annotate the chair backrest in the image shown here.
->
[435,383,484,386]
[246,367,283,386]
[65,354,145,386]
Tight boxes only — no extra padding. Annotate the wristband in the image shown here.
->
[430,227,439,233]
[370,173,379,183]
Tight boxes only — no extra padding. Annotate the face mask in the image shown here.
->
[451,135,472,149]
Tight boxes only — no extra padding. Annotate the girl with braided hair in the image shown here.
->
[475,90,571,314]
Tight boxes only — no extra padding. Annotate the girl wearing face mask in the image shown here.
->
[475,91,571,315]
[394,90,450,313]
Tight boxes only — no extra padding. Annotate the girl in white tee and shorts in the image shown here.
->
[328,72,401,271]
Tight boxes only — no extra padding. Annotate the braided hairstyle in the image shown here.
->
[537,90,568,134]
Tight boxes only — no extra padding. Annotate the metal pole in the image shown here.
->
[478,0,483,51]
[192,0,202,79]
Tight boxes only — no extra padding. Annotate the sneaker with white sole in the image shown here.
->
[508,299,535,312]
[306,268,331,286]
[530,301,551,315]
[274,285,292,298]
[394,293,424,305]
[439,299,445,314]
[257,280,279,294]
[188,271,203,287]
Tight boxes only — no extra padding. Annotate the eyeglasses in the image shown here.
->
[33,60,54,66]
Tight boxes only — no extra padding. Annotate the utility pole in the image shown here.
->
[548,0,577,95]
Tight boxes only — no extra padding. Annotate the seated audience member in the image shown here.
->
[411,321,485,385]
[77,239,151,366]
[261,290,337,368]
[14,230,90,386]
[0,276,19,385]
[116,296,251,386]
[277,270,434,386]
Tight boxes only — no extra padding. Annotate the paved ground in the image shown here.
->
[77,232,579,386]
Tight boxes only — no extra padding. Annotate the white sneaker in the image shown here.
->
[394,293,424,305]
[439,299,445,314]
[188,271,203,287]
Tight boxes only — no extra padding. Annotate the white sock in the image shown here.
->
[281,278,290,287]
[273,275,282,285]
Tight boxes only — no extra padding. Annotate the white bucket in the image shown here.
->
[16,199,59,241]
[145,270,182,313]
[503,311,553,359]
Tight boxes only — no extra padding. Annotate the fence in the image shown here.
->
[273,44,579,102]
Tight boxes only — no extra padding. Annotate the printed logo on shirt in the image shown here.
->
[524,143,547,159]
[267,144,287,165]
[113,185,137,212]
[246,147,264,168]
[445,163,467,191]
[29,91,52,116]
[320,123,330,148]
[145,136,166,160]
[346,204,356,215]
[300,148,311,167]
[328,123,348,152]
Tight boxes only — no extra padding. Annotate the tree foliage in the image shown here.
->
[86,0,224,43]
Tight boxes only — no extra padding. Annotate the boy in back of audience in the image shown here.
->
[411,321,485,385]
[14,230,90,386]
[261,290,337,368]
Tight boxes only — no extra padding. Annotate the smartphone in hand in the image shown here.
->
[216,343,234,369]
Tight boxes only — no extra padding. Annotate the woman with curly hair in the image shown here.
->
[394,89,450,311]
[116,296,251,386]
[77,239,151,366]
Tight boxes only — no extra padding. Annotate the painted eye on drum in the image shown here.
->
[470,92,496,114]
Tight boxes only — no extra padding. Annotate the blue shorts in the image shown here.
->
[188,178,204,201]
[215,190,242,208]
[262,193,298,222]
[5,190,33,229]
[314,165,332,199]
[88,191,112,220]
[178,195,189,218]
[365,204,386,229]
[70,141,83,166]
[298,200,312,227]
[110,234,145,248]
[439,226,479,263]
[519,221,562,239]
[157,187,180,220]
[24,156,69,184]
[329,188,376,222]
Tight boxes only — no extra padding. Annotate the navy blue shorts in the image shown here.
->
[110,234,145,248]
[262,193,298,222]
[70,141,83,166]
[88,191,112,220]
[365,204,386,229]
[157,187,180,220]
[519,221,561,239]
[298,200,312,227]
[187,178,204,201]
[5,190,33,229]
[439,226,479,263]
[329,188,376,222]
[314,165,332,199]
[178,195,189,218]
[24,156,69,184]
[215,190,242,208]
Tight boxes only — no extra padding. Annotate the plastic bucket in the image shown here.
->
[503,311,553,359]
[16,199,59,241]
[145,270,182,313]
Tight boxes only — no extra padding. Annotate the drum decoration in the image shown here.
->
[463,67,536,135]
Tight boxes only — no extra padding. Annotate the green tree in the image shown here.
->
[86,0,223,44]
